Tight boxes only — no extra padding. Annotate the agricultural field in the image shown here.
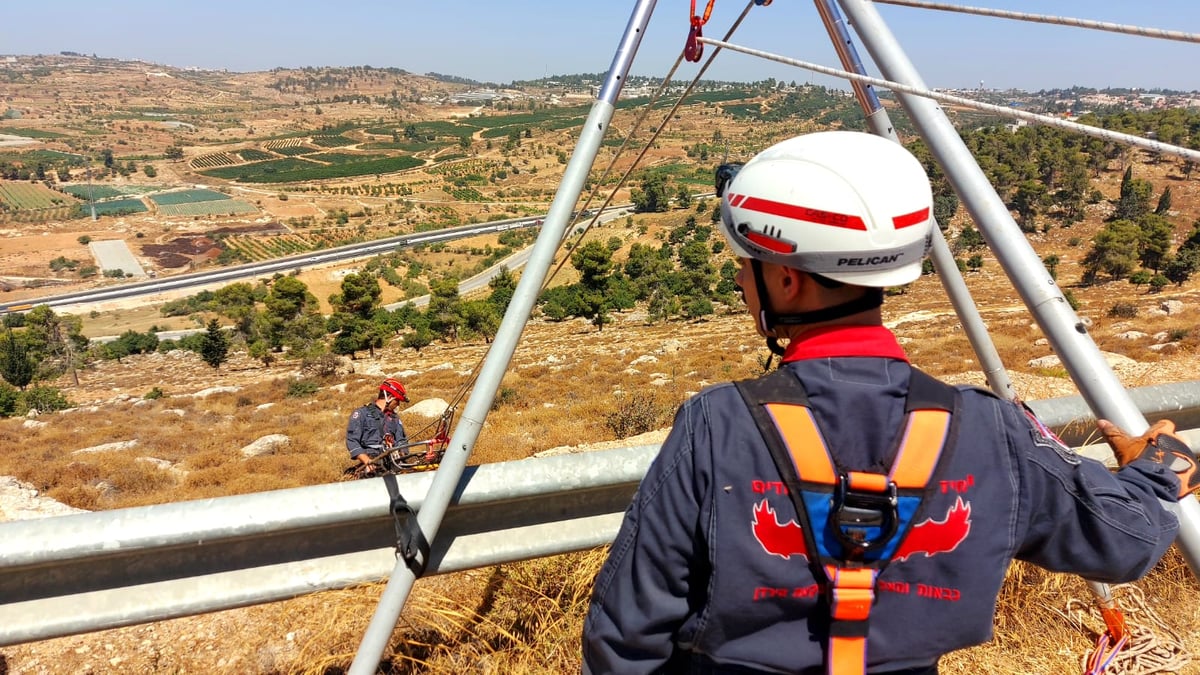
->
[199,155,423,183]
[155,200,257,217]
[263,139,309,150]
[0,127,69,139]
[149,189,231,205]
[190,152,238,169]
[199,157,320,181]
[269,144,319,156]
[237,149,275,162]
[310,152,385,165]
[220,230,362,261]
[0,181,76,210]
[91,198,148,216]
[310,135,357,148]
[61,185,126,200]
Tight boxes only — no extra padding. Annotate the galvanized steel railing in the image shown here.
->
[2,384,1199,647]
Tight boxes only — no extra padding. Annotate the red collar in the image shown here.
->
[780,325,909,363]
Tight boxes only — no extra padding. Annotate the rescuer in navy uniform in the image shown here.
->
[346,377,408,471]
[582,131,1198,675]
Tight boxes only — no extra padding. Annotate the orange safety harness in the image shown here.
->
[736,367,958,675]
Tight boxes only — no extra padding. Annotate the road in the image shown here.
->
[75,205,631,341]
[4,205,636,315]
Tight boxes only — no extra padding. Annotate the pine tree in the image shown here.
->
[199,319,229,370]
[0,327,34,391]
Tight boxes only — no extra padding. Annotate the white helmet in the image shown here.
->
[719,131,934,287]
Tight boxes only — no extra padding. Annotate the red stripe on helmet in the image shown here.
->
[893,207,930,229]
[745,230,797,253]
[738,196,866,231]
[729,193,747,207]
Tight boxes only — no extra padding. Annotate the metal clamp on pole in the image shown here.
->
[383,474,427,576]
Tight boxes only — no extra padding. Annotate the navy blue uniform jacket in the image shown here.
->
[583,325,1179,674]
[345,402,406,459]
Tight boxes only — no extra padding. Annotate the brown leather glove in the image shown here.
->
[1097,419,1200,499]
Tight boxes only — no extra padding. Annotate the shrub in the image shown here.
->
[77,235,92,245]
[286,379,320,399]
[1062,289,1080,311]
[1107,302,1138,319]
[300,353,343,379]
[604,393,668,438]
[491,385,520,411]
[21,386,71,414]
[144,387,165,400]
[0,382,19,417]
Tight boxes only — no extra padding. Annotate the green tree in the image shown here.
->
[1042,254,1060,280]
[213,282,260,339]
[427,275,463,342]
[261,276,325,357]
[487,267,517,313]
[23,305,87,386]
[328,273,383,357]
[571,240,616,330]
[460,300,501,343]
[1154,186,1173,215]
[1129,269,1152,289]
[1114,167,1153,221]
[0,327,34,390]
[675,186,692,209]
[1011,180,1047,231]
[1164,253,1197,286]
[954,225,987,254]
[1082,219,1141,283]
[631,174,670,213]
[198,319,229,370]
[1137,213,1174,272]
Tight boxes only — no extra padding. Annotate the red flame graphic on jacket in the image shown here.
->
[752,499,809,561]
[893,497,972,562]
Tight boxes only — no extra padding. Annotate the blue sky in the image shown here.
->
[3,1,1200,91]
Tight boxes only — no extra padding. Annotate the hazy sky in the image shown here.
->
[4,1,1200,91]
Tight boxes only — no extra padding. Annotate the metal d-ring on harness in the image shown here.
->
[736,367,958,675]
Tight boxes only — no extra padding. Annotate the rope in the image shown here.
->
[1058,584,1191,675]
[545,0,761,286]
[695,36,1200,165]
[873,0,1200,45]
[402,2,765,425]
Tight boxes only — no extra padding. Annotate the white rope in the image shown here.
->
[1058,585,1192,675]
[696,36,1200,164]
[873,0,1200,45]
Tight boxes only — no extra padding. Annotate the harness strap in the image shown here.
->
[735,366,957,675]
[382,473,429,576]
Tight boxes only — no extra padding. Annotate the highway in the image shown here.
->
[3,204,643,315]
[0,216,547,314]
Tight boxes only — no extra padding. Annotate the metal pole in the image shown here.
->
[346,2,659,672]
[812,0,1013,399]
[836,0,1200,577]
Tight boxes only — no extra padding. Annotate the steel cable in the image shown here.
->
[696,36,1200,164]
[873,0,1200,44]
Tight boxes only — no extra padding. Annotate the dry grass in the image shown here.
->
[9,163,1200,672]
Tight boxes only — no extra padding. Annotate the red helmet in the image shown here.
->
[379,378,408,403]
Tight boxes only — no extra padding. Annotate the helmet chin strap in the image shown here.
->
[750,259,884,362]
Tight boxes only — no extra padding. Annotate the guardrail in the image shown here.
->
[2,383,1199,646]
